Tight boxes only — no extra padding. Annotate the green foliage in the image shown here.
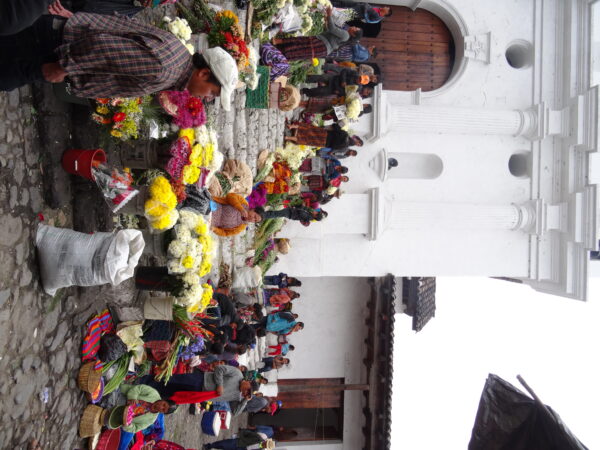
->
[102,353,131,395]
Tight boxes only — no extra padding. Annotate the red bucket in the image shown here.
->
[61,149,107,181]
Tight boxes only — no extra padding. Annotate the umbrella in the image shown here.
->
[469,374,588,450]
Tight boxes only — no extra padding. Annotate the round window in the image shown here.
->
[505,40,533,69]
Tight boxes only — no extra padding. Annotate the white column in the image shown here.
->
[388,104,538,137]
[389,202,536,232]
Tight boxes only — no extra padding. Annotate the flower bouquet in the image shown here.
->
[91,163,139,213]
[207,10,250,70]
[166,126,221,187]
[92,97,151,140]
[144,175,180,232]
[163,16,195,54]
[158,91,207,129]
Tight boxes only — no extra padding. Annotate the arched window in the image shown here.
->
[360,6,455,92]
[387,152,443,179]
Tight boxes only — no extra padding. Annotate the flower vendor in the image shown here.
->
[301,66,378,97]
[272,9,363,61]
[285,122,363,150]
[119,384,178,434]
[1,12,238,111]
[211,193,263,237]
[139,365,254,404]
[332,1,392,24]
[263,273,302,289]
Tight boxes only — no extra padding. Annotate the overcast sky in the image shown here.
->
[391,276,600,449]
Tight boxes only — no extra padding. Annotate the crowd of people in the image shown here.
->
[0,0,391,449]
[128,272,304,449]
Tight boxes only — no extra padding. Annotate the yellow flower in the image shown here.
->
[198,259,212,277]
[182,164,201,185]
[312,58,319,67]
[144,198,169,217]
[96,106,110,114]
[182,255,195,269]
[201,283,213,307]
[179,128,195,143]
[110,129,123,138]
[123,167,131,173]
[148,176,177,209]
[189,143,204,167]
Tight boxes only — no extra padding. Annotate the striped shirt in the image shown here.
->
[56,13,193,98]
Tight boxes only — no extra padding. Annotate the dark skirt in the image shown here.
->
[306,175,325,191]
[305,96,338,113]
[276,36,328,61]
[295,123,328,147]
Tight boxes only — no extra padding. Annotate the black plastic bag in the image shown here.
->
[469,374,588,450]
[98,334,127,363]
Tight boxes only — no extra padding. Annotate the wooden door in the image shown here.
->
[362,6,455,91]
[277,378,344,409]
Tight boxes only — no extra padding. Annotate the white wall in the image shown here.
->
[273,277,370,450]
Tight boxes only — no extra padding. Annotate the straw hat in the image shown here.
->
[275,238,291,254]
[278,85,301,112]
[262,439,276,449]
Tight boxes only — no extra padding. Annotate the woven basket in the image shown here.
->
[78,362,102,393]
[79,405,105,438]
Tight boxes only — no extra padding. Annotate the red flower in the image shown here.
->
[113,112,126,122]
[96,98,110,104]
[224,32,234,44]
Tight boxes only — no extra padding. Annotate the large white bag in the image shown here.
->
[36,224,145,295]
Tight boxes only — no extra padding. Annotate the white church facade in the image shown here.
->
[269,1,600,449]
[273,0,600,301]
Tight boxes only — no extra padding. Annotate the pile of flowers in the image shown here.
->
[173,278,214,313]
[166,126,221,186]
[167,210,215,279]
[144,175,179,231]
[163,16,195,54]
[92,97,150,140]
[292,0,331,35]
[207,10,250,70]
[158,90,207,129]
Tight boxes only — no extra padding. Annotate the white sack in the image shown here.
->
[36,224,144,295]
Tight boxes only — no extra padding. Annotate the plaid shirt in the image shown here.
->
[56,13,193,98]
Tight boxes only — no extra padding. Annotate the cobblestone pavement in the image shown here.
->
[0,62,287,448]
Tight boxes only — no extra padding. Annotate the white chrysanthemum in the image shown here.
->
[194,125,210,147]
[167,259,185,274]
[174,224,192,241]
[185,43,195,54]
[168,240,186,258]
[182,272,201,286]
[179,210,200,230]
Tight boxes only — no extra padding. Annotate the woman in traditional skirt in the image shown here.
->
[286,122,364,149]
[272,9,363,61]
[299,95,343,114]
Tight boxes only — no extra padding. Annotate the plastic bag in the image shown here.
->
[98,334,128,363]
[36,224,145,295]
[231,266,263,292]
[91,164,139,213]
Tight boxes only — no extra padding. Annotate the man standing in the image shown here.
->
[0,11,238,110]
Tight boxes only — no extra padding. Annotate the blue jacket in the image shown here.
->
[266,313,297,334]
